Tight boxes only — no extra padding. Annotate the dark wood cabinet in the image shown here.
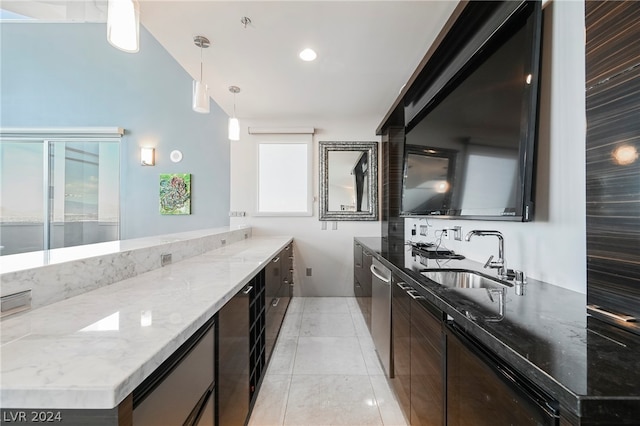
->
[265,253,282,364]
[411,298,444,426]
[133,318,215,426]
[380,126,406,266]
[391,280,411,419]
[217,243,292,426]
[265,244,293,364]
[585,0,640,336]
[216,272,265,426]
[445,322,559,426]
[282,243,294,298]
[354,241,373,330]
[392,280,444,425]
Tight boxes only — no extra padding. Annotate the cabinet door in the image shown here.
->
[446,324,558,426]
[411,298,444,426]
[391,281,411,421]
[361,250,373,329]
[265,254,281,310]
[281,244,293,303]
[265,284,289,364]
[264,252,281,364]
[217,284,251,426]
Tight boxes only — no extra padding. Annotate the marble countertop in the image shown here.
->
[0,226,244,275]
[0,236,291,409]
[356,237,640,420]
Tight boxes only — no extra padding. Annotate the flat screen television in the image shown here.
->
[401,1,542,221]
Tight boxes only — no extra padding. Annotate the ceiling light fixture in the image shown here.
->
[192,35,211,114]
[107,0,140,53]
[228,86,241,141]
[299,48,317,62]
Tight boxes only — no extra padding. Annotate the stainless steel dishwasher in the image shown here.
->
[371,257,392,377]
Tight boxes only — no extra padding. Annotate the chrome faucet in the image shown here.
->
[465,230,511,279]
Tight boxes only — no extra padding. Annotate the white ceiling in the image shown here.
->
[3,1,459,124]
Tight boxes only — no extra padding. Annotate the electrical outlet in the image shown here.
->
[160,253,172,266]
[453,226,462,241]
[229,211,246,217]
[419,225,428,236]
[306,268,312,276]
[442,229,450,240]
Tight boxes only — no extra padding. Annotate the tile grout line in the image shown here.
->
[281,299,303,426]
[280,296,307,426]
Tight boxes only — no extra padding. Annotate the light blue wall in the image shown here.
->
[1,22,230,239]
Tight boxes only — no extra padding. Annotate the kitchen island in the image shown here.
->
[0,230,292,425]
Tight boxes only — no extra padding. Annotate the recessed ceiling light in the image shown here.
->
[299,48,317,62]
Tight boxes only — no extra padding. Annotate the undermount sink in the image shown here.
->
[421,269,513,289]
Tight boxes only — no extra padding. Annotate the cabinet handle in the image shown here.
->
[272,298,280,307]
[242,286,253,295]
[272,256,280,263]
[283,279,289,284]
[396,282,411,291]
[407,290,425,301]
[587,304,637,322]
[364,251,372,257]
[370,264,391,283]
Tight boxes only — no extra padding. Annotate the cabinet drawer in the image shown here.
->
[133,325,214,426]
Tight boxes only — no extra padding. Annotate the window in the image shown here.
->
[0,128,122,255]
[257,140,312,216]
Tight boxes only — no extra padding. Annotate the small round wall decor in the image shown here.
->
[170,150,183,163]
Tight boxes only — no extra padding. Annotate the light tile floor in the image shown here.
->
[248,297,408,426]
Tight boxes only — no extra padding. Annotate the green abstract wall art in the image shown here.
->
[160,173,191,215]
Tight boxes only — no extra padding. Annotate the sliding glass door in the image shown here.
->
[0,141,46,255]
[0,139,120,256]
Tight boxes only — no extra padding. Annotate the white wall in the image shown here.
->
[406,1,587,294]
[230,118,381,296]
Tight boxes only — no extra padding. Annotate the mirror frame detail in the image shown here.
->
[319,141,378,221]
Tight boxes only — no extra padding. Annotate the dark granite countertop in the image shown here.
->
[356,237,640,421]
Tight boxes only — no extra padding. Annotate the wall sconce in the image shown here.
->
[141,147,155,166]
[107,0,140,53]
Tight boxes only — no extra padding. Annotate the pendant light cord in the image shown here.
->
[200,44,203,82]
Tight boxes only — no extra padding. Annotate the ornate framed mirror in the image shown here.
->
[319,141,378,221]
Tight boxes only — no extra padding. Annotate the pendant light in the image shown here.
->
[106,0,140,53]
[228,86,241,141]
[192,35,211,114]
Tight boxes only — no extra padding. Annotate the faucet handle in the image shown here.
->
[514,270,526,283]
[483,255,494,269]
